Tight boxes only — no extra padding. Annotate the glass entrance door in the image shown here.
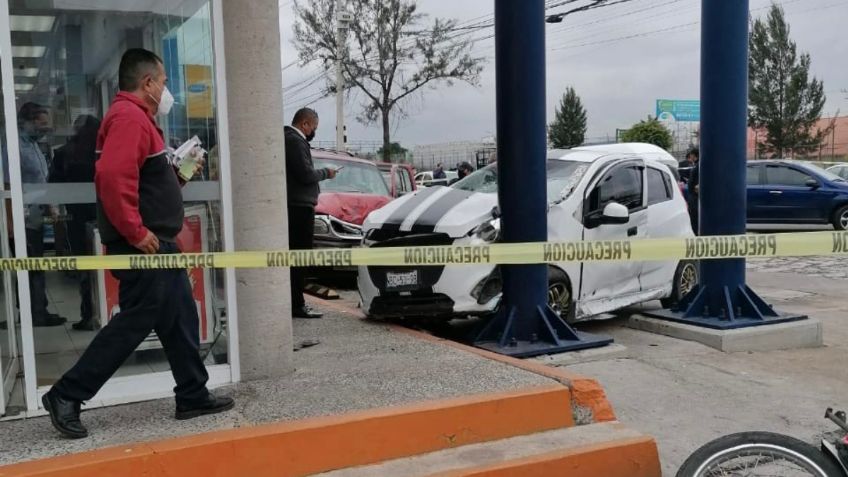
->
[0,50,22,417]
[0,0,235,413]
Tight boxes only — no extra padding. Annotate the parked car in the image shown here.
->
[311,150,392,249]
[377,162,417,198]
[358,145,697,322]
[414,170,458,187]
[747,160,848,230]
[827,163,848,180]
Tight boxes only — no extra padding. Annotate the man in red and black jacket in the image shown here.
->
[42,49,233,439]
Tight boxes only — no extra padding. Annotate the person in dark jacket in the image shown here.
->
[50,115,100,331]
[43,49,233,440]
[433,163,446,180]
[284,107,337,319]
[686,147,700,234]
[450,162,474,185]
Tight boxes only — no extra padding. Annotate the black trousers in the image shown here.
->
[688,196,699,236]
[288,205,315,309]
[25,228,49,317]
[54,241,209,405]
[66,206,96,320]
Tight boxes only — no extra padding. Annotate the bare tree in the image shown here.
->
[292,0,485,162]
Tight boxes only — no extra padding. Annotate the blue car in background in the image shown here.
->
[747,160,848,230]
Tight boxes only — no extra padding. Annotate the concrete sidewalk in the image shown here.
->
[0,303,555,466]
[565,270,848,476]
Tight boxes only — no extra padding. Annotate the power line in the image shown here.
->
[550,20,696,51]
[284,0,656,105]
[546,0,840,56]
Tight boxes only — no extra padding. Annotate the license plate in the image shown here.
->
[385,271,419,290]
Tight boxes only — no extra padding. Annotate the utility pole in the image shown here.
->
[833,122,837,161]
[335,0,352,152]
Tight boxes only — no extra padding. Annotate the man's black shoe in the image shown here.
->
[293,305,323,319]
[32,313,67,327]
[42,388,88,439]
[175,393,235,420]
[71,319,98,331]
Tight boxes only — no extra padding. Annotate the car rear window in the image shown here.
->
[647,167,672,205]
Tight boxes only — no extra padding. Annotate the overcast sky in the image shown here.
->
[278,0,848,147]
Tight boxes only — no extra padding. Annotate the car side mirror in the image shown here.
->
[586,202,630,228]
[806,179,820,189]
[601,202,630,224]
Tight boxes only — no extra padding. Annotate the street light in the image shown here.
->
[545,14,564,23]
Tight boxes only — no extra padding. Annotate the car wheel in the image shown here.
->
[661,261,699,309]
[832,205,848,231]
[547,267,575,323]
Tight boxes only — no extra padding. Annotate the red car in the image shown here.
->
[376,162,417,198]
[311,150,392,248]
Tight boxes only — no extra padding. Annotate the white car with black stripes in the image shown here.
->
[358,143,697,322]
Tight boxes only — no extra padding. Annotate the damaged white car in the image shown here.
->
[358,143,697,322]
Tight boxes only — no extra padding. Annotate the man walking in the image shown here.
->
[43,49,233,439]
[284,108,337,319]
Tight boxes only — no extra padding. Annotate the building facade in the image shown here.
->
[412,139,496,171]
[747,116,848,162]
[0,0,292,418]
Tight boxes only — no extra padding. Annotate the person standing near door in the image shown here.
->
[284,108,337,319]
[49,115,101,331]
[686,147,700,235]
[43,48,233,439]
[18,102,67,327]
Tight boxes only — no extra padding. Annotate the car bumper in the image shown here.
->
[358,262,500,319]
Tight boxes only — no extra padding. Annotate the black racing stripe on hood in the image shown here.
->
[410,188,476,233]
[380,186,442,230]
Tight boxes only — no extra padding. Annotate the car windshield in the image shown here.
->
[314,158,391,196]
[452,160,590,203]
[800,162,846,182]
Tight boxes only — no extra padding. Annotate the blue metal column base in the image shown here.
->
[645,284,807,330]
[472,305,612,358]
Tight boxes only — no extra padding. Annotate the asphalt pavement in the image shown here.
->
[566,265,848,476]
[323,255,848,476]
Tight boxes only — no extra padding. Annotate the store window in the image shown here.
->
[4,0,230,406]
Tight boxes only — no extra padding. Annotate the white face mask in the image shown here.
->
[157,86,175,116]
[149,82,175,116]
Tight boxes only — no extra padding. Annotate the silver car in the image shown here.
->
[827,164,848,180]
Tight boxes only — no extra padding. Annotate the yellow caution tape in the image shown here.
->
[0,231,846,272]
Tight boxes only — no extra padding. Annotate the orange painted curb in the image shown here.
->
[308,296,617,423]
[0,385,573,477]
[427,436,661,477]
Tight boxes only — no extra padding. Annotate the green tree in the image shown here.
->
[620,116,673,150]
[548,87,587,149]
[377,142,408,162]
[293,0,485,162]
[749,3,828,158]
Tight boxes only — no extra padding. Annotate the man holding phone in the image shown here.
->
[42,49,233,439]
[284,107,338,319]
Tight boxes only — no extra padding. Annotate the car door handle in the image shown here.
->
[769,190,783,195]
[627,227,638,237]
